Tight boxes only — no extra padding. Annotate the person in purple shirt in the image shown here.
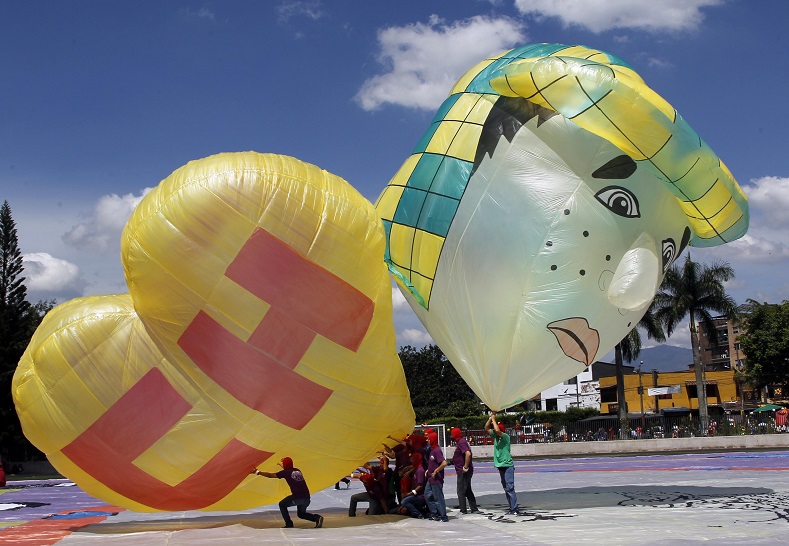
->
[451,427,480,514]
[253,457,324,528]
[400,452,428,518]
[425,431,449,522]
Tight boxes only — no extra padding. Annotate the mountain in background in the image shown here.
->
[602,344,694,373]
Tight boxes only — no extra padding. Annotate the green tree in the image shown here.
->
[652,254,738,432]
[738,299,789,401]
[399,344,482,422]
[0,200,51,461]
[613,305,666,422]
[1,201,31,355]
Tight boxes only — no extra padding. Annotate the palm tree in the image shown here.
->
[614,306,666,425]
[652,254,738,433]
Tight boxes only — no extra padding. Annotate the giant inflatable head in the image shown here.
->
[376,43,749,410]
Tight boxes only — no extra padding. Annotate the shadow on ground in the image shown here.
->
[507,485,775,510]
[73,507,406,535]
[75,485,779,536]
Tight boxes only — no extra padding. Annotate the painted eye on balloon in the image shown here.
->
[661,238,677,272]
[594,186,641,218]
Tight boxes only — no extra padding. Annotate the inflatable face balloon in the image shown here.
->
[376,44,749,410]
[14,153,415,511]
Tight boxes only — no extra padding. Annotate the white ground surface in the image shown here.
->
[46,453,789,545]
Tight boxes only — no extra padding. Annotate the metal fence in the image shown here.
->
[462,412,788,445]
[557,413,787,442]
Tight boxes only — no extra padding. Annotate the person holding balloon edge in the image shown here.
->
[485,412,520,515]
[252,457,324,528]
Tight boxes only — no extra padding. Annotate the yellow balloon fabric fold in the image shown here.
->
[14,153,414,511]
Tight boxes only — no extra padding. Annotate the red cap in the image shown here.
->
[451,427,462,441]
[280,457,293,469]
[497,422,506,432]
[428,432,439,447]
[410,434,427,450]
[412,452,423,467]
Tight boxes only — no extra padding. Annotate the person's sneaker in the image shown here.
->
[429,515,441,521]
[459,510,469,514]
[470,509,482,514]
[315,515,324,528]
[440,517,449,522]
[283,522,294,528]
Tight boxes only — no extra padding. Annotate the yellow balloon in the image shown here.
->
[14,294,264,511]
[14,153,414,511]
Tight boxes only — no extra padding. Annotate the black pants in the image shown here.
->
[279,495,320,525]
[456,469,478,512]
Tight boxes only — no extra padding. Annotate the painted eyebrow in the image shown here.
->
[592,155,637,179]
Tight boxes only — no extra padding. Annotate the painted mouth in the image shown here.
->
[547,317,600,367]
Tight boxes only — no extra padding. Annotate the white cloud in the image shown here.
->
[647,57,673,68]
[722,278,747,292]
[177,7,216,22]
[391,286,410,311]
[662,319,692,349]
[277,1,324,24]
[513,0,723,33]
[743,176,789,230]
[697,234,789,263]
[639,318,691,350]
[356,15,524,111]
[23,252,84,295]
[62,189,151,252]
[391,284,435,347]
[399,327,434,346]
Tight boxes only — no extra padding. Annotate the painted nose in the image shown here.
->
[605,239,659,311]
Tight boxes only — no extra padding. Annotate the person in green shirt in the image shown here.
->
[485,411,520,515]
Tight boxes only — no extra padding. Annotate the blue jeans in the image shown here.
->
[424,482,447,519]
[279,495,319,525]
[498,466,518,511]
[401,494,427,518]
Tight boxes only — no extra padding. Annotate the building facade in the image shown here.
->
[698,315,747,371]
[598,369,740,415]
[540,362,625,412]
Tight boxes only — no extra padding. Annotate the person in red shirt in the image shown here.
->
[384,435,415,503]
[776,408,788,431]
[252,457,323,529]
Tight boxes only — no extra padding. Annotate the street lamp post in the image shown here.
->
[736,345,744,416]
[653,369,660,414]
[638,361,645,432]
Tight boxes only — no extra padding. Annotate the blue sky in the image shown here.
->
[3,0,788,351]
